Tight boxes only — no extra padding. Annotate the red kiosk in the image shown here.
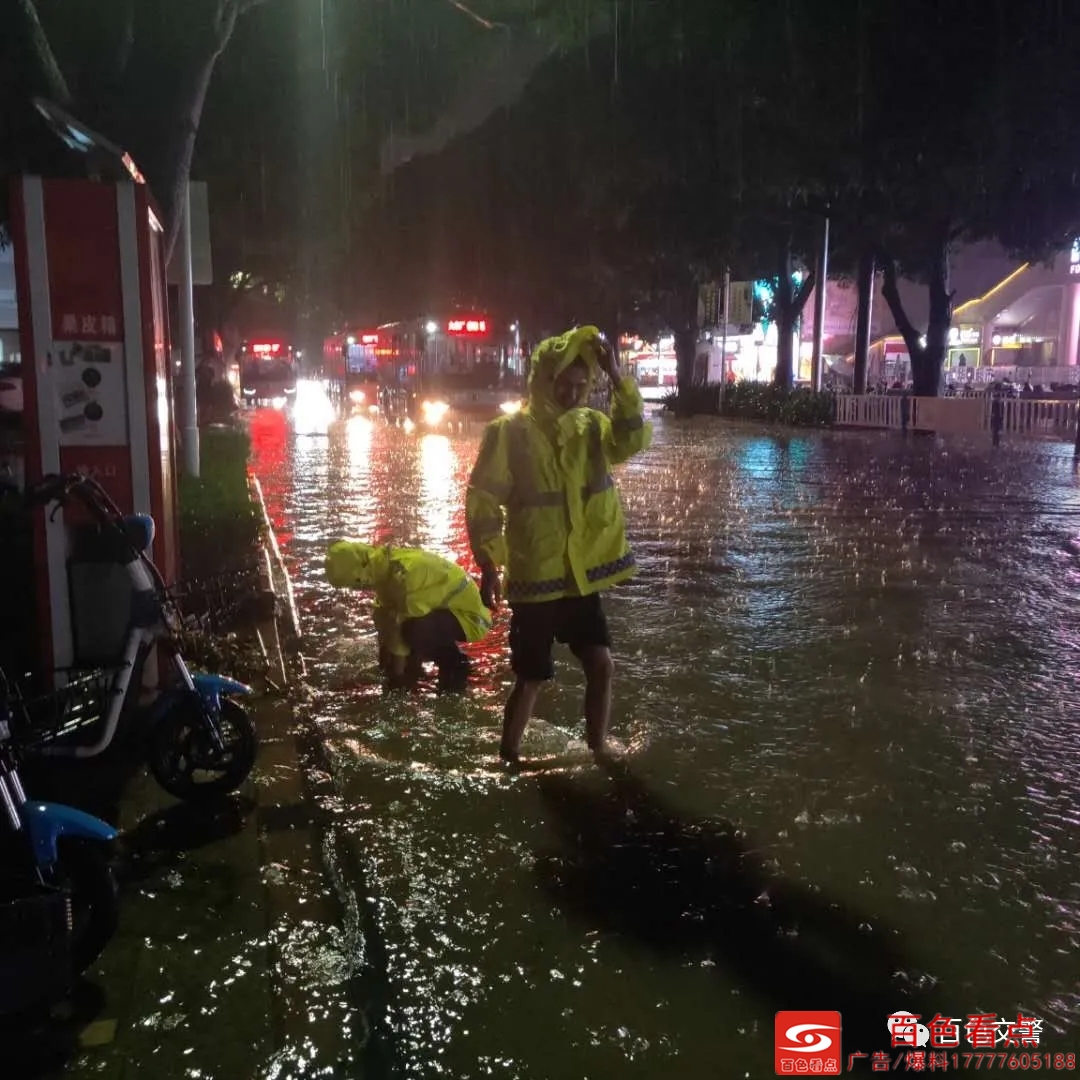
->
[8,105,179,683]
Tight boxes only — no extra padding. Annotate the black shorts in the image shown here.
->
[400,609,466,664]
[509,593,612,682]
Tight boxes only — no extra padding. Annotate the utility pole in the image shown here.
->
[811,214,830,391]
[719,266,731,401]
[178,181,200,477]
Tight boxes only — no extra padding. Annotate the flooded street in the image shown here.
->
[248,383,1080,1077]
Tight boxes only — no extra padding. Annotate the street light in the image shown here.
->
[510,320,522,375]
[426,320,438,335]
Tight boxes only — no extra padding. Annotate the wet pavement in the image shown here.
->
[21,381,1080,1079]
[240,384,1080,1076]
[11,698,384,1080]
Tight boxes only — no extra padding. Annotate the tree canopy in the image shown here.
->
[7,0,1080,394]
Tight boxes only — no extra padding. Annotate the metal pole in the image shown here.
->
[811,215,830,391]
[178,182,200,477]
[720,266,731,396]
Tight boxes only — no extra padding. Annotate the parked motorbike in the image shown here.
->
[0,668,118,1003]
[22,473,258,801]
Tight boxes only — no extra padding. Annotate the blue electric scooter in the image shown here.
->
[23,473,258,801]
[0,670,118,1007]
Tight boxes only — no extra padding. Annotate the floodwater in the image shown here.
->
[247,381,1080,1077]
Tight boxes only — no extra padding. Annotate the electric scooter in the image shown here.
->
[0,669,118,1010]
[22,473,258,802]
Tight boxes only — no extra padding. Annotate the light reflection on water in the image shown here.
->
[247,399,1080,1076]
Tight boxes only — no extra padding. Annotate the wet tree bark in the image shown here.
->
[880,228,954,397]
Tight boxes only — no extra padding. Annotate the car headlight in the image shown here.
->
[421,400,449,424]
[499,399,524,415]
[349,389,366,404]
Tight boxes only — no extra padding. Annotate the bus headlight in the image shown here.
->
[421,400,449,425]
[349,389,366,404]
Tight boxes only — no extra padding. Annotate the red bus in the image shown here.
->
[325,314,526,425]
[239,338,298,405]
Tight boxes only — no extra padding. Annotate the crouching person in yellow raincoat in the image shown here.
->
[466,325,652,762]
[325,541,491,691]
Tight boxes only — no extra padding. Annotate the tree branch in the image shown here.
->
[446,1,505,31]
[8,0,71,104]
[380,34,553,173]
[216,0,272,50]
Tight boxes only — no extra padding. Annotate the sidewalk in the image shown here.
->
[7,693,382,1080]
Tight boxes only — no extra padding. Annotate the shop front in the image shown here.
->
[620,336,677,398]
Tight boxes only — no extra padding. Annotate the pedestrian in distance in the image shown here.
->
[466,325,652,764]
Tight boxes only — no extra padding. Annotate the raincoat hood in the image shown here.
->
[325,540,390,588]
[527,325,604,424]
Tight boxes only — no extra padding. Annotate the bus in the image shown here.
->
[239,338,298,406]
[325,314,527,427]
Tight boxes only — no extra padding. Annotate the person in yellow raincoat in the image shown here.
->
[325,541,491,691]
[466,325,652,762]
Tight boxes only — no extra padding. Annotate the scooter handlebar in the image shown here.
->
[23,473,126,531]
[23,472,81,507]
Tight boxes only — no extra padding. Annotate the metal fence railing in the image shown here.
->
[169,563,270,635]
[834,394,1080,440]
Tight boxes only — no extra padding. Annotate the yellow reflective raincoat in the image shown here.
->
[324,542,492,657]
[466,325,652,604]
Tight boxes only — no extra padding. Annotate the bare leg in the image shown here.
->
[501,679,544,762]
[577,646,614,754]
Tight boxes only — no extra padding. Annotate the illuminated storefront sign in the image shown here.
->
[948,326,980,345]
[1071,238,1080,276]
[447,317,488,336]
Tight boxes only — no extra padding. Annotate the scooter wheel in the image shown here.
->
[147,696,258,802]
[57,839,119,974]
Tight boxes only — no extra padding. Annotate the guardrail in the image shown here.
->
[997,397,1077,435]
[834,394,1080,439]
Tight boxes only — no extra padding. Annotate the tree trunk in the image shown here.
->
[774,248,795,388]
[153,53,220,262]
[852,249,875,394]
[674,326,697,407]
[920,235,953,397]
[880,233,953,398]
[772,239,815,389]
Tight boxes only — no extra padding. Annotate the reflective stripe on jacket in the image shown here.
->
[466,372,652,603]
[325,542,492,656]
